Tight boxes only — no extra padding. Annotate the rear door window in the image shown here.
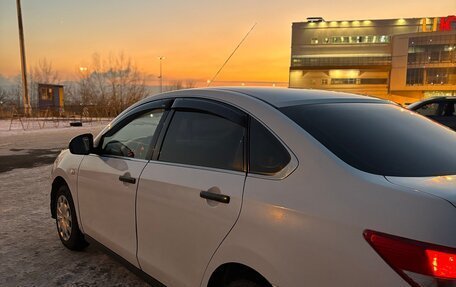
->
[159,111,245,171]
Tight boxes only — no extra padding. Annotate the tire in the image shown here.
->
[55,185,88,250]
[227,279,264,287]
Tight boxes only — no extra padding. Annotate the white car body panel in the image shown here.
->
[77,155,147,267]
[136,161,245,287]
[386,175,456,206]
[51,149,85,230]
[202,168,456,287]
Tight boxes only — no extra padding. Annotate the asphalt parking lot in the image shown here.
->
[0,124,149,286]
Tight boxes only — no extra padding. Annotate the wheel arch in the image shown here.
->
[207,262,273,287]
[50,176,68,218]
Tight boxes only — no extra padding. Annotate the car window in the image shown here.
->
[159,111,245,171]
[415,102,441,116]
[442,101,456,117]
[101,109,165,159]
[280,103,456,177]
[249,118,290,175]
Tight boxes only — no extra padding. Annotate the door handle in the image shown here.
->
[119,174,136,184]
[200,191,230,204]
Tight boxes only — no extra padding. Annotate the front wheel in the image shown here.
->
[55,185,88,250]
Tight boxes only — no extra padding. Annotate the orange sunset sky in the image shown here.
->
[1,0,455,86]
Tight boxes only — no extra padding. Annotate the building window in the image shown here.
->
[408,45,456,64]
[379,35,389,43]
[331,78,357,85]
[321,79,328,85]
[294,56,391,67]
[324,35,390,45]
[359,78,388,85]
[39,87,53,101]
[406,68,425,85]
[311,38,319,44]
[426,68,456,85]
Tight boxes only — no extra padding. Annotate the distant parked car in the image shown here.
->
[408,96,456,131]
[51,87,456,287]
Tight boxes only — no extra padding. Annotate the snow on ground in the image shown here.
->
[0,124,149,286]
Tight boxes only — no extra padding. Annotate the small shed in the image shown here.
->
[38,83,64,109]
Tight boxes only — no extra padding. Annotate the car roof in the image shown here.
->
[198,87,387,108]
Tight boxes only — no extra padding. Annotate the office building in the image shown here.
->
[289,16,456,104]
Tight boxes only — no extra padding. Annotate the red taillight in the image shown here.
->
[426,250,456,279]
[364,230,456,286]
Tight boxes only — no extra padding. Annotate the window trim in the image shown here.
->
[171,98,247,127]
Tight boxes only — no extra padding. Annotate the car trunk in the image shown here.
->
[386,175,456,206]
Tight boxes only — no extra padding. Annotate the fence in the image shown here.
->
[0,105,114,131]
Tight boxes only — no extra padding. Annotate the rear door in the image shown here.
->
[136,98,247,287]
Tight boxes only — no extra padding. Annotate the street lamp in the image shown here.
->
[158,56,165,93]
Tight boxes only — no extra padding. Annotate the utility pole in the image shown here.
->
[16,0,31,115]
[158,56,165,93]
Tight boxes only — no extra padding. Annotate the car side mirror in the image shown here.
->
[69,133,94,155]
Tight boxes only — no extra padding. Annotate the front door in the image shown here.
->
[78,107,166,266]
[136,99,247,286]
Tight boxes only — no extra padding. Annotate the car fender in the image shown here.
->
[51,149,85,233]
[201,234,280,287]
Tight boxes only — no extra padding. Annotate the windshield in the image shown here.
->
[280,103,456,177]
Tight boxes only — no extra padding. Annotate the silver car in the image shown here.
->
[51,87,456,287]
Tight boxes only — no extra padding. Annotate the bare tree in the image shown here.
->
[62,82,80,106]
[0,86,20,117]
[30,58,59,84]
[78,52,147,115]
[0,87,8,104]
[29,58,60,107]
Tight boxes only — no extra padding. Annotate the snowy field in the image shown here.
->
[0,123,149,286]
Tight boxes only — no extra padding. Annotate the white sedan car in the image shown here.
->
[51,87,456,287]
